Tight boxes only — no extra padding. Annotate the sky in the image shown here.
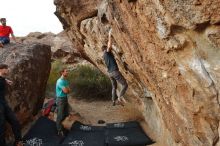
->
[0,0,63,36]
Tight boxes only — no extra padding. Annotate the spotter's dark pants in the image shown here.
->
[0,99,22,146]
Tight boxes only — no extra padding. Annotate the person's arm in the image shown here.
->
[62,86,70,94]
[9,27,16,43]
[62,80,71,94]
[107,29,112,52]
[5,78,13,86]
[11,33,16,42]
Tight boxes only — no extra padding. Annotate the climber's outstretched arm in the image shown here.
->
[107,29,112,52]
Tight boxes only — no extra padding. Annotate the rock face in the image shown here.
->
[54,0,220,146]
[0,43,51,139]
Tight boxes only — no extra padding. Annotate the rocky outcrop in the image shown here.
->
[0,43,51,140]
[17,31,83,64]
[54,0,220,146]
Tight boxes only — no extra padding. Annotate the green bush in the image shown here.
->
[46,60,63,97]
[46,60,111,101]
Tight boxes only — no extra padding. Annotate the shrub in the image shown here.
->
[69,65,111,100]
[46,60,63,97]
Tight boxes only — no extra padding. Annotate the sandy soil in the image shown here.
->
[68,98,143,124]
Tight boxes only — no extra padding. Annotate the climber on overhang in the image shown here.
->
[0,18,17,48]
[102,28,128,106]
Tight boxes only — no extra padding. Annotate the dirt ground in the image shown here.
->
[68,98,143,124]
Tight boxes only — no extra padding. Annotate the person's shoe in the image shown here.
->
[15,141,23,146]
[112,101,116,106]
[58,130,65,137]
[118,97,127,104]
[116,99,124,106]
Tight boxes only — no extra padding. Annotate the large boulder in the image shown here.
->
[0,43,51,140]
[54,0,220,146]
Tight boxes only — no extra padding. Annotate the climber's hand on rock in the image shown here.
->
[6,79,13,86]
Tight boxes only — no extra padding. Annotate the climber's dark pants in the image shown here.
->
[109,70,128,102]
[0,100,22,146]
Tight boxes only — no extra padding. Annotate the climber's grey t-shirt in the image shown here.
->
[103,50,119,73]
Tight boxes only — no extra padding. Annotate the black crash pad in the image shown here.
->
[23,116,62,146]
[61,121,105,146]
[105,121,154,146]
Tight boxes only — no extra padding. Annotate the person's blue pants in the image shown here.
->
[0,37,10,44]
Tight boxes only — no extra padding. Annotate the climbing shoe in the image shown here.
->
[112,101,116,106]
[118,97,127,104]
[116,99,125,106]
